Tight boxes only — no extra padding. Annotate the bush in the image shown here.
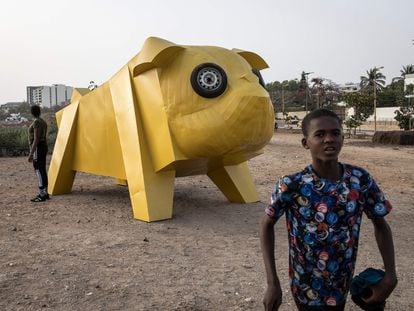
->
[372,131,414,145]
[0,126,29,156]
[394,107,414,130]
[0,121,57,157]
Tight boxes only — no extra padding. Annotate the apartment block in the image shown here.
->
[27,84,73,108]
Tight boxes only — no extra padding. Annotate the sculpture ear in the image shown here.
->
[129,37,185,76]
[232,49,269,70]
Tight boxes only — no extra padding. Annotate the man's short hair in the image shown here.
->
[301,109,342,136]
[31,105,41,117]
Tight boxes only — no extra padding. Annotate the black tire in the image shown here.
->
[190,63,227,98]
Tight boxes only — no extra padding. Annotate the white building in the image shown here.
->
[404,73,414,98]
[27,84,73,108]
[338,82,360,93]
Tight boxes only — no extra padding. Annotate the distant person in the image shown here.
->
[260,109,397,310]
[88,80,98,90]
[28,105,49,202]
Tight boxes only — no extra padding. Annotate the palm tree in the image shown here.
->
[401,64,414,77]
[311,77,325,109]
[323,80,341,107]
[360,67,386,96]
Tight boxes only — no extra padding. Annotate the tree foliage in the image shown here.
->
[0,101,58,156]
[309,78,341,110]
[266,79,302,112]
[264,65,413,114]
[344,116,363,135]
[360,67,386,96]
[0,126,29,156]
[343,92,373,133]
[377,79,405,107]
[394,82,414,130]
[394,106,414,130]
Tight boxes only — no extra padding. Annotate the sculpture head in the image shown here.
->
[129,37,275,161]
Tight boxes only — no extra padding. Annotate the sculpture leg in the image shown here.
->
[110,66,176,222]
[207,161,260,203]
[48,102,79,194]
[128,170,176,222]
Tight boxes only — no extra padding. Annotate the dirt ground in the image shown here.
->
[1,132,413,311]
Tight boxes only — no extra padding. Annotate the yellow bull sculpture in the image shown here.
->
[48,37,275,222]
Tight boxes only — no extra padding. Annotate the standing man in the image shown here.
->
[28,105,49,202]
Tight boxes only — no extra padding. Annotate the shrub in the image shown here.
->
[0,126,29,156]
[0,121,57,157]
[372,131,414,145]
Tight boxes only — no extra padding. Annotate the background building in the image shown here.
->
[1,102,23,113]
[27,84,73,108]
[338,82,360,93]
[404,73,414,98]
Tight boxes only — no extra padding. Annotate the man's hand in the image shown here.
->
[263,284,282,311]
[28,154,33,162]
[366,217,397,305]
[363,275,397,305]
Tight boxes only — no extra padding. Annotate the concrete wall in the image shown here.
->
[276,107,401,122]
[347,107,400,121]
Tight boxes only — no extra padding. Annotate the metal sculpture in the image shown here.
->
[48,37,274,222]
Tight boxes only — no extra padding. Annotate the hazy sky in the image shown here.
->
[1,0,413,104]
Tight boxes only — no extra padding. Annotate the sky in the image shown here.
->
[0,0,413,104]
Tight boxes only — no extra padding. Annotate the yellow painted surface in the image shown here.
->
[48,101,79,194]
[48,37,274,222]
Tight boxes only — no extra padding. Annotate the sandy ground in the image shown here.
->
[1,132,413,311]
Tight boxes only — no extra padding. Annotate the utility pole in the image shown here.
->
[373,66,384,133]
[303,72,313,113]
[373,81,377,132]
[281,82,289,115]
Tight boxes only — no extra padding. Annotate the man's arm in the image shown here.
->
[260,214,282,310]
[364,217,397,304]
[28,127,40,162]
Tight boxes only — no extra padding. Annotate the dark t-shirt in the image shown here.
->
[29,117,48,144]
[265,163,392,307]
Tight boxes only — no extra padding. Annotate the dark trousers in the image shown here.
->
[33,142,48,190]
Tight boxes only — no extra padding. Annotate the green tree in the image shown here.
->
[343,92,373,135]
[394,107,414,130]
[296,71,309,110]
[378,79,405,107]
[344,117,363,136]
[360,67,386,96]
[266,79,303,113]
[287,79,299,92]
[309,77,341,110]
[324,80,342,108]
[311,77,325,109]
[394,84,414,130]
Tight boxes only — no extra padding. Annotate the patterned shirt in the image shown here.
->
[265,163,392,307]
